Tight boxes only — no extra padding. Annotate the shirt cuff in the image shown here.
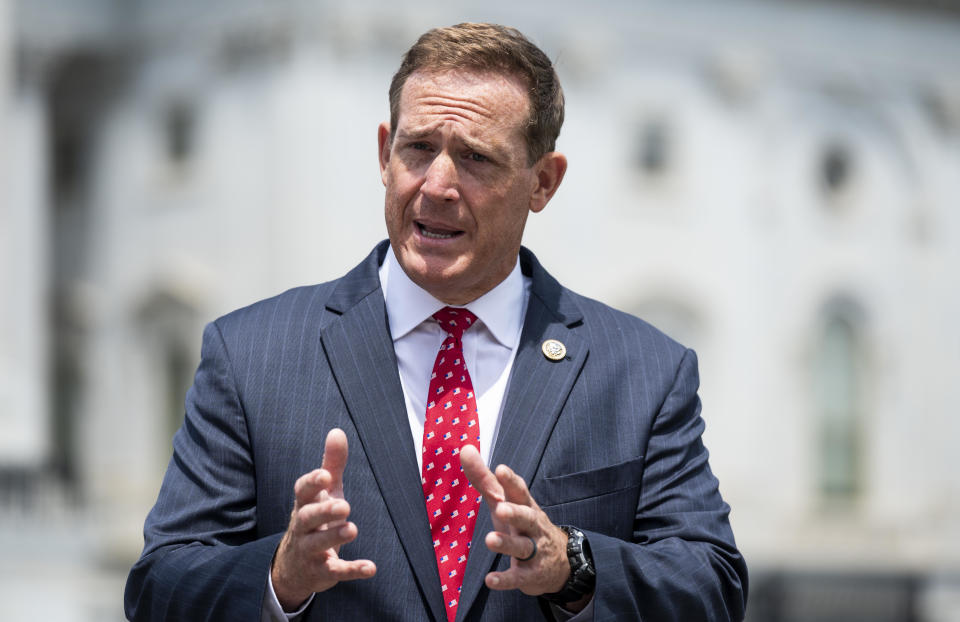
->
[262,571,314,621]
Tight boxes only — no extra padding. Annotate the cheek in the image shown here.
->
[385,198,406,232]
[383,187,403,230]
[474,206,525,251]
[391,169,422,204]
[385,173,413,214]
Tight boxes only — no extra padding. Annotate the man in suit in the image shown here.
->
[125,23,747,622]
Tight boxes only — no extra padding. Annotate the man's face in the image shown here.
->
[378,69,565,305]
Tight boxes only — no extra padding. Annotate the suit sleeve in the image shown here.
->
[124,321,283,622]
[584,348,748,621]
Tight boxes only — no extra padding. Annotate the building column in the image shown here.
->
[0,0,52,476]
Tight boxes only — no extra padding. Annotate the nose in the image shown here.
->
[421,152,460,203]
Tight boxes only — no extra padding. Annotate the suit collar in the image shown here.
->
[325,241,583,329]
[519,246,583,329]
[324,240,390,316]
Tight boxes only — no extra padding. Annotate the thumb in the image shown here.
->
[321,428,349,496]
[460,445,504,505]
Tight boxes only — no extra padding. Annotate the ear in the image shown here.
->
[528,152,568,214]
[378,121,392,186]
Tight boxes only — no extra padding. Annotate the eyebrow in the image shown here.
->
[397,125,514,163]
[396,126,437,142]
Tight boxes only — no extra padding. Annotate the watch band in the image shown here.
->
[542,525,596,606]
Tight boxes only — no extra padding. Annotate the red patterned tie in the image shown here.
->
[421,306,482,622]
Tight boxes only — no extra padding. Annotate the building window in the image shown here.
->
[813,303,865,505]
[137,291,200,442]
[819,141,855,199]
[164,101,197,165]
[163,338,194,439]
[48,52,113,205]
[635,118,671,176]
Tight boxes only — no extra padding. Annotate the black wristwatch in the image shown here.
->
[542,525,596,605]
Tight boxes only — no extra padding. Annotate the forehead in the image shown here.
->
[396,69,531,138]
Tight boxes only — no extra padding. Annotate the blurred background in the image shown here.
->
[2,0,959,620]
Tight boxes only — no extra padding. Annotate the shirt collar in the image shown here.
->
[379,245,527,348]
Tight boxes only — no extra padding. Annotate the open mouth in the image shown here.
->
[417,222,463,240]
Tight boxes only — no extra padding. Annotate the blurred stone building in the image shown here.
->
[2,1,959,620]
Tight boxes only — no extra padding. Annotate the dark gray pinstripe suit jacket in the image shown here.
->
[125,241,747,621]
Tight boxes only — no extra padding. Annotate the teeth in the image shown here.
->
[423,230,454,239]
[420,225,457,240]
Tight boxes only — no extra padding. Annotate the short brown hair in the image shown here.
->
[388,23,564,164]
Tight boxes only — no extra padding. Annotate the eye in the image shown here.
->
[467,152,489,163]
[411,141,431,151]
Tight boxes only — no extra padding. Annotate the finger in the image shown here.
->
[460,445,504,505]
[491,502,539,534]
[296,497,351,533]
[485,568,524,591]
[494,464,535,508]
[293,469,332,508]
[324,557,378,582]
[321,428,349,496]
[485,531,537,560]
[299,520,359,552]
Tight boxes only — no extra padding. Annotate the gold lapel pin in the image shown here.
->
[541,339,566,361]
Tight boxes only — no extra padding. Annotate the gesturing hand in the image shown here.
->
[459,445,574,601]
[271,428,377,611]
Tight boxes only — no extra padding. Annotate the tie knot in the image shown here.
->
[432,306,477,340]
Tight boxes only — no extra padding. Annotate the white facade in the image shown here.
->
[3,1,960,619]
[1,0,49,467]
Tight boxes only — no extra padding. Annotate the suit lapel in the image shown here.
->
[456,249,588,621]
[320,243,447,622]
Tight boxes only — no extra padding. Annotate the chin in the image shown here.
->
[415,267,464,295]
[403,250,463,278]
[415,268,474,304]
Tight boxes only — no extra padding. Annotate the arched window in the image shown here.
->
[813,299,866,506]
[137,291,201,441]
